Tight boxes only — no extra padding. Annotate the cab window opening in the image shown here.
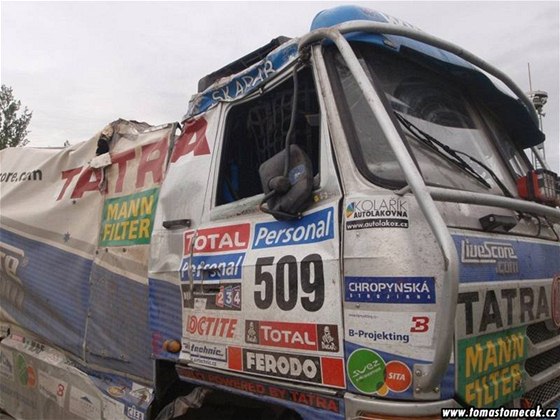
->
[216,67,320,206]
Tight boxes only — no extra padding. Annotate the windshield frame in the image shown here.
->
[323,43,533,194]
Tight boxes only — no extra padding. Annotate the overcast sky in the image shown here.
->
[1,1,559,172]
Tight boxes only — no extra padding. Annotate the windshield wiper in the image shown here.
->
[395,111,499,190]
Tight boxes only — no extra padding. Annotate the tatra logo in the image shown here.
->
[461,240,519,274]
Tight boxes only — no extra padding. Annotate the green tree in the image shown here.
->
[0,84,32,149]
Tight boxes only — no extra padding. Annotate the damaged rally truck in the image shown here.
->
[1,5,560,420]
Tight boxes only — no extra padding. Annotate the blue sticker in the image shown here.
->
[252,207,334,249]
[180,253,245,281]
[345,277,435,304]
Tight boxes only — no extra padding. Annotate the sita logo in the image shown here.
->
[552,275,560,329]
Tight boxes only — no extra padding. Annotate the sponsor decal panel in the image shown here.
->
[99,188,159,246]
[0,347,14,381]
[345,277,435,304]
[102,395,126,419]
[69,387,102,420]
[186,315,239,341]
[384,361,412,393]
[176,365,342,413]
[180,253,245,281]
[347,348,385,394]
[461,239,519,275]
[345,198,408,230]
[457,327,526,408]
[243,349,322,384]
[184,224,250,254]
[182,283,241,311]
[252,207,334,249]
[0,241,26,308]
[346,311,434,347]
[180,224,250,282]
[187,341,228,368]
[245,320,339,353]
[457,284,550,337]
[15,353,36,388]
[346,348,413,396]
[38,370,67,408]
[126,404,145,420]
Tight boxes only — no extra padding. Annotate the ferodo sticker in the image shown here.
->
[457,327,526,408]
[245,320,339,352]
[243,349,322,384]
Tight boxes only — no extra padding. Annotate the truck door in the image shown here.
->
[179,64,347,391]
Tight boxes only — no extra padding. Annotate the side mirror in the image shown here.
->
[259,145,313,220]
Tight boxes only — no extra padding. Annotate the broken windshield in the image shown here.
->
[326,44,530,193]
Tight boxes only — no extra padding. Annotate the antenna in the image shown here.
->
[526,63,547,168]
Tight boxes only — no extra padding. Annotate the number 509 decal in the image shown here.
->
[254,254,325,312]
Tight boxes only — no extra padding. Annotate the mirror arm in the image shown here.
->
[259,190,303,221]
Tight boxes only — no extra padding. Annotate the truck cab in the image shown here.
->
[149,5,560,418]
[1,5,559,420]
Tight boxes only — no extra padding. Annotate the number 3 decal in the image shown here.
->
[410,316,430,333]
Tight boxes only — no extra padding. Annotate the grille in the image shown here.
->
[523,376,560,407]
[525,346,560,376]
[526,321,560,344]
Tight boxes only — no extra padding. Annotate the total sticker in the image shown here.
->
[384,360,412,393]
[347,348,385,394]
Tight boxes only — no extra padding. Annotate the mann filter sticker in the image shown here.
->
[345,198,408,230]
[346,310,434,347]
[252,207,334,249]
[345,277,435,304]
[99,188,159,246]
[457,327,526,408]
[347,348,385,394]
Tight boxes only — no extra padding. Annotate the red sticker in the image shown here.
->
[384,361,411,393]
